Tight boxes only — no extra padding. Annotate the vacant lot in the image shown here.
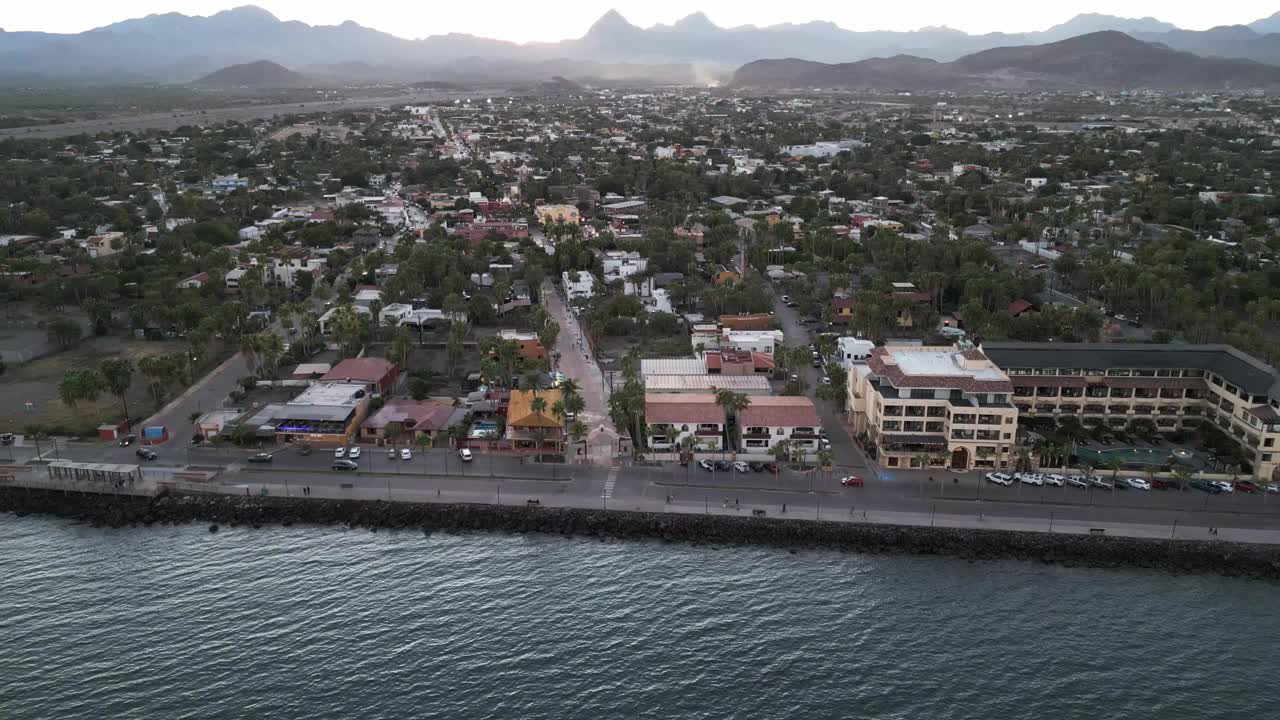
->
[0,337,187,436]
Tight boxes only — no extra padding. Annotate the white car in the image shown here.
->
[1210,480,1233,494]
[348,446,361,459]
[459,448,473,462]
[1067,476,1090,488]
[985,472,1013,486]
[1018,473,1044,486]
[1122,477,1151,491]
[334,446,347,458]
[400,448,412,460]
[1043,474,1066,487]
[386,447,397,459]
[732,461,750,473]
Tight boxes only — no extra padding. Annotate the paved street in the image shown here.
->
[15,438,1280,542]
[543,281,618,464]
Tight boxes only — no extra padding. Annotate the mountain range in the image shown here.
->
[732,32,1280,91]
[5,6,1280,84]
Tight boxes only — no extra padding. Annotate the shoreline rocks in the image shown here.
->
[2,487,1278,581]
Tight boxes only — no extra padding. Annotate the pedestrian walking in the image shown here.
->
[782,503,787,513]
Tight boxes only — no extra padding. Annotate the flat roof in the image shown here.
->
[47,461,139,474]
[982,342,1280,398]
[890,348,1006,381]
[291,382,368,406]
[641,358,707,376]
[644,375,771,394]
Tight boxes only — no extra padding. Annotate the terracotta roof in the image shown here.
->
[320,357,397,385]
[362,399,455,431]
[1008,298,1034,316]
[645,394,726,425]
[507,389,564,428]
[739,396,820,428]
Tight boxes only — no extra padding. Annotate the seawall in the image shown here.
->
[3,486,1278,581]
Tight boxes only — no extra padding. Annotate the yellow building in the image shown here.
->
[536,204,581,226]
[847,346,1018,471]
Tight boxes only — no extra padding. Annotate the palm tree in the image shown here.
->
[713,388,752,451]
[912,452,931,471]
[769,440,792,483]
[384,421,403,449]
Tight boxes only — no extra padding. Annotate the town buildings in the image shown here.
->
[738,396,823,454]
[847,346,1018,471]
[983,343,1280,483]
[645,394,726,452]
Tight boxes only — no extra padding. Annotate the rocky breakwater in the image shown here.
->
[2,486,1278,581]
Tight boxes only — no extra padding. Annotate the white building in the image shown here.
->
[721,330,784,355]
[645,393,726,452]
[601,251,648,282]
[837,337,876,368]
[562,270,597,301]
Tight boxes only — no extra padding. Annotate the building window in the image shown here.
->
[887,457,899,467]
[1266,438,1275,448]
[776,428,784,435]
[681,424,689,432]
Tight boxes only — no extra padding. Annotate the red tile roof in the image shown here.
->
[1008,299,1034,316]
[739,396,820,427]
[320,357,398,385]
[645,394,726,425]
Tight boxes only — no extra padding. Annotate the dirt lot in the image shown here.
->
[0,337,188,436]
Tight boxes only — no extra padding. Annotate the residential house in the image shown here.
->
[738,397,823,455]
[645,393,726,452]
[496,330,547,362]
[320,357,400,395]
[506,389,565,450]
[361,399,459,444]
[176,272,209,289]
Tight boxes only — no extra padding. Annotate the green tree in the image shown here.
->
[384,421,403,449]
[98,358,135,426]
[47,317,83,351]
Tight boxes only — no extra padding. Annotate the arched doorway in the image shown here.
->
[950,446,970,471]
[1272,465,1280,484]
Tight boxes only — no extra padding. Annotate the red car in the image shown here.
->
[1235,481,1260,494]
[840,475,864,487]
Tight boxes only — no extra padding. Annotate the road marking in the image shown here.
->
[603,465,620,498]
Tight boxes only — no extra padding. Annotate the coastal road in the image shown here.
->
[28,439,1280,538]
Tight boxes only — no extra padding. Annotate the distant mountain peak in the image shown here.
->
[673,12,718,32]
[214,5,280,22]
[193,59,308,88]
[588,9,637,33]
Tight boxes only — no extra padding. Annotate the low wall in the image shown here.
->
[1,486,1277,581]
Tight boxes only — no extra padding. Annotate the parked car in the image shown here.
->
[985,472,1013,486]
[1067,476,1090,489]
[800,316,818,325]
[135,448,157,461]
[746,462,764,472]
[763,462,779,474]
[0,433,13,445]
[1150,478,1172,490]
[1122,477,1151,491]
[1089,477,1114,490]
[1210,481,1234,494]
[1189,479,1219,494]
[714,460,733,472]
[820,377,832,385]
[732,461,750,473]
[781,294,792,304]
[331,459,358,471]
[1043,474,1065,487]
[1235,481,1260,494]
[334,447,347,458]
[811,357,822,368]
[1018,473,1044,486]
[118,434,137,447]
[401,448,412,461]
[247,453,273,464]
[840,475,864,487]
[458,448,473,462]
[387,447,398,460]
[347,447,362,460]
[698,459,715,472]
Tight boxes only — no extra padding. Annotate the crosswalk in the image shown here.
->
[603,465,620,499]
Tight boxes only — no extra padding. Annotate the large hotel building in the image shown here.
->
[847,342,1280,482]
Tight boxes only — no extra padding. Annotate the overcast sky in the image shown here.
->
[5,2,1278,40]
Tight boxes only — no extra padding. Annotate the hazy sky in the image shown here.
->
[5,1,1278,40]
